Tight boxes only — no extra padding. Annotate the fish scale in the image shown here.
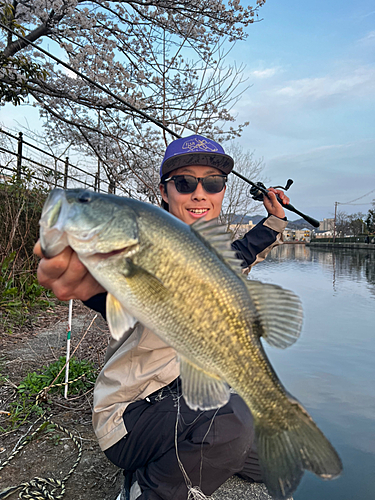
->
[39,188,342,500]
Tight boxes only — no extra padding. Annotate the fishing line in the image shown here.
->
[172,383,221,500]
[198,408,220,490]
[173,393,209,500]
[1,23,321,226]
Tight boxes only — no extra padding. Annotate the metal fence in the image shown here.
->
[0,127,120,193]
[311,236,373,243]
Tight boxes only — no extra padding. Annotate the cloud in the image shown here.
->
[233,61,375,142]
[249,67,278,79]
[357,30,375,43]
[357,30,375,46]
[274,66,375,103]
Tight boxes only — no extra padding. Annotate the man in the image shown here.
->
[34,135,289,500]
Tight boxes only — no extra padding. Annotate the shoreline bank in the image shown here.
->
[307,242,375,249]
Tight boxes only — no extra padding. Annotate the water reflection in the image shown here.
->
[250,244,375,500]
[268,244,375,296]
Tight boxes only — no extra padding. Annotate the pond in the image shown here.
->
[250,244,375,500]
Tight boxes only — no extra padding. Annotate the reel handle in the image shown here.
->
[235,174,320,228]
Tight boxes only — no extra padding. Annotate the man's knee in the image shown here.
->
[193,395,255,469]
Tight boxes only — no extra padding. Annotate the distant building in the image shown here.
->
[230,220,255,238]
[319,218,334,232]
[315,230,333,238]
[283,228,312,242]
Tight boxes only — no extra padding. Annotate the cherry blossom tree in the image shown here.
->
[0,0,265,201]
[219,142,265,236]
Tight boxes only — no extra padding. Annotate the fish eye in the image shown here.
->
[78,192,92,203]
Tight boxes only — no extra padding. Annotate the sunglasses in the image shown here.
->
[164,174,227,194]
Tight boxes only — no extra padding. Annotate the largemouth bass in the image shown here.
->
[39,189,342,499]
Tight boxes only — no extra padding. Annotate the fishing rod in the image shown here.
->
[233,171,320,228]
[1,22,320,227]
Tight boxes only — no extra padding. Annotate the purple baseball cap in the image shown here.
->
[160,135,234,178]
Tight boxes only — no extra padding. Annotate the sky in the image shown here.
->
[1,0,374,222]
[230,0,375,221]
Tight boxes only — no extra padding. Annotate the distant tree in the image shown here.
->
[335,210,350,237]
[348,212,365,236]
[0,0,265,202]
[219,143,265,237]
[366,200,375,234]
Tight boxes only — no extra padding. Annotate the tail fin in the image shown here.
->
[255,400,342,500]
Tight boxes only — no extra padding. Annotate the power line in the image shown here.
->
[338,188,375,205]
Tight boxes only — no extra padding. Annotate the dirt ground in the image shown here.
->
[0,301,124,500]
[0,302,277,500]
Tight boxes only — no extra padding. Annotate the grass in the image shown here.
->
[1,356,98,431]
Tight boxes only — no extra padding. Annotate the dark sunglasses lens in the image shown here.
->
[202,176,226,193]
[174,176,198,193]
[173,175,226,193]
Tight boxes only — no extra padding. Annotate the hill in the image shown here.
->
[231,214,317,230]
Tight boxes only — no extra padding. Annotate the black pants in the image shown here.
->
[105,378,262,500]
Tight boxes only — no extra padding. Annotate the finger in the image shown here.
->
[268,188,289,205]
[68,275,106,302]
[44,252,104,301]
[277,192,290,205]
[266,190,277,204]
[34,240,43,258]
[37,246,75,283]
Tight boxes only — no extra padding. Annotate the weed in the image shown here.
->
[17,356,97,397]
[0,179,49,329]
[4,356,97,430]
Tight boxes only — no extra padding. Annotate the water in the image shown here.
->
[249,244,375,500]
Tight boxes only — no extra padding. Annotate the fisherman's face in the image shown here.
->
[160,165,226,225]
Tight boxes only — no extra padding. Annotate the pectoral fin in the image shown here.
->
[180,357,230,411]
[121,259,170,301]
[106,293,137,340]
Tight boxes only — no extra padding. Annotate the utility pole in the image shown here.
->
[333,202,338,243]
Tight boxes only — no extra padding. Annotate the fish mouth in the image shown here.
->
[39,191,70,258]
[40,244,59,259]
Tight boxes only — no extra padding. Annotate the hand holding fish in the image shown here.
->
[263,188,289,219]
[33,240,105,301]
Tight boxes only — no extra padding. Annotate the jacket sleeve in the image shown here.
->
[231,215,287,272]
[83,291,107,319]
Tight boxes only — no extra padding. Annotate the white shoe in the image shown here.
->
[114,478,141,500]
[130,481,141,500]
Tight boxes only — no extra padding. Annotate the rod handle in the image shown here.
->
[276,196,320,228]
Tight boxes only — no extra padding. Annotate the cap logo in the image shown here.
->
[182,137,219,153]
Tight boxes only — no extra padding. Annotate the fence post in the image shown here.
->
[108,178,116,194]
[96,159,101,192]
[94,172,99,192]
[54,158,58,188]
[64,157,69,189]
[16,132,23,181]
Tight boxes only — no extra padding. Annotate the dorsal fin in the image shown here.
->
[191,218,243,274]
